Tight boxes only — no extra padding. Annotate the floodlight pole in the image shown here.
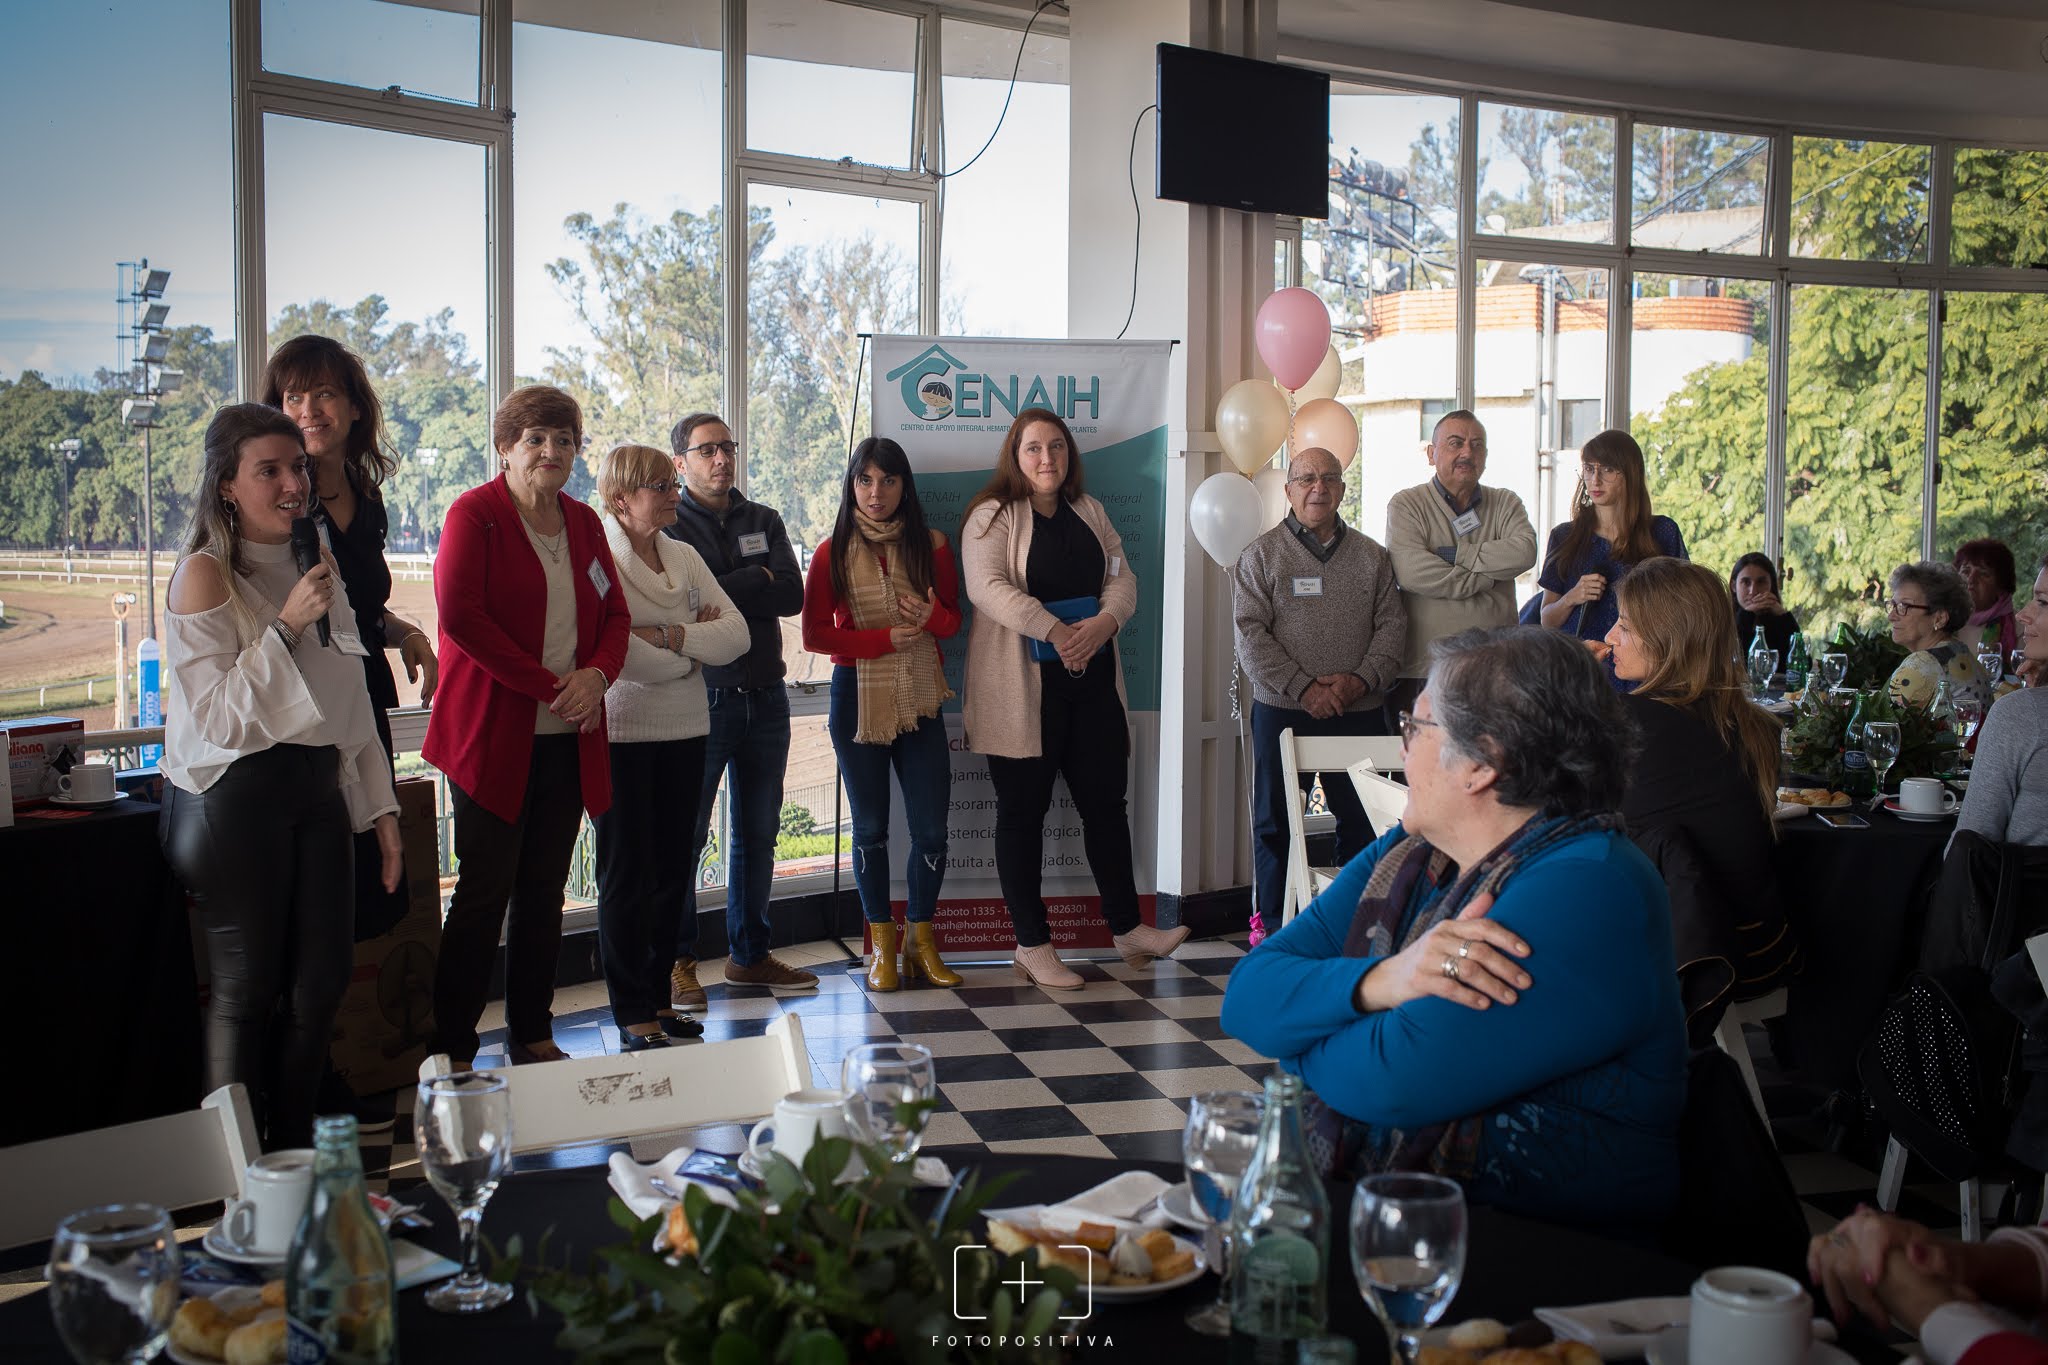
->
[141,422,157,642]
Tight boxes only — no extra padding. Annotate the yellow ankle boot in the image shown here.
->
[901,921,963,987]
[866,922,901,992]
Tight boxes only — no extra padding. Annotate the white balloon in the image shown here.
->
[1189,471,1266,568]
[1252,467,1289,530]
[1286,346,1342,405]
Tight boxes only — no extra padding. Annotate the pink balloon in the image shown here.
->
[1255,288,1333,390]
[1291,398,1359,469]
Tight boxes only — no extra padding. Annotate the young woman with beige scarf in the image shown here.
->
[802,437,964,991]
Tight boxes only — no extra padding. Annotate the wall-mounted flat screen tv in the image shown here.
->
[1155,43,1330,219]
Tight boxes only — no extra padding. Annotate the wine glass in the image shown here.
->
[415,1071,515,1313]
[841,1043,937,1164]
[1864,721,1902,807]
[1819,652,1849,693]
[1977,648,2004,683]
[1351,1174,1468,1365]
[1746,648,1774,699]
[1181,1089,1263,1336]
[46,1204,177,1364]
[1952,698,1983,765]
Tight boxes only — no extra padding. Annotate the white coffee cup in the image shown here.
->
[1900,776,1958,816]
[746,1088,852,1170]
[1690,1265,1812,1365]
[222,1149,316,1256]
[56,762,117,803]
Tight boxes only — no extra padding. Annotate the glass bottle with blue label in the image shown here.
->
[1228,1073,1329,1363]
[286,1116,397,1364]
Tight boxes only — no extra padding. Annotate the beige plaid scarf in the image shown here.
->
[843,510,952,743]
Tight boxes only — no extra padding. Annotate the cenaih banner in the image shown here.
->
[869,336,1173,958]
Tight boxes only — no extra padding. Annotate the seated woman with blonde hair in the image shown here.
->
[1606,558,1801,1034]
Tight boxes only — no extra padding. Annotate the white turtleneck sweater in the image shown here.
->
[160,537,398,831]
[602,518,750,743]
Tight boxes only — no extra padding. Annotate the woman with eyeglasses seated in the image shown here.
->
[1954,538,2022,667]
[1958,554,2048,849]
[423,385,631,1068]
[1885,561,1994,712]
[1730,552,1801,664]
[1609,558,1800,1032]
[591,444,748,1051]
[1221,627,1687,1231]
[1535,430,1686,689]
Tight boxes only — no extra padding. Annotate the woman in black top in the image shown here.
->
[1608,557,1800,1036]
[1730,552,1801,663]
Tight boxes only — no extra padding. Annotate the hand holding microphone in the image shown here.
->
[288,516,333,646]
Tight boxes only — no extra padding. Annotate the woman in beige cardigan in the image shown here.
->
[961,408,1189,989]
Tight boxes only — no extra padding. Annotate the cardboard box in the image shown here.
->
[3,716,84,807]
[325,778,443,1098]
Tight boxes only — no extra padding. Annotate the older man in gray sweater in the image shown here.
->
[1232,446,1406,935]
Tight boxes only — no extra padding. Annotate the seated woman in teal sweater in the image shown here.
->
[1222,626,1688,1231]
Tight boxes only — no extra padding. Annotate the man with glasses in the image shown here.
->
[663,411,815,993]
[1384,410,1537,721]
[1233,445,1406,938]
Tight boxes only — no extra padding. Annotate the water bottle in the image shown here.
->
[1228,1074,1329,1364]
[1841,691,1875,800]
[1785,632,1810,696]
[286,1116,397,1364]
[1747,625,1772,686]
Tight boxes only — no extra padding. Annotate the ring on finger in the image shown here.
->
[1457,941,1472,960]
[1441,954,1459,980]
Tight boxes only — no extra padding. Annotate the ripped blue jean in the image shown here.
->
[827,665,952,924]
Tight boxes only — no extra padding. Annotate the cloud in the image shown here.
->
[0,343,58,378]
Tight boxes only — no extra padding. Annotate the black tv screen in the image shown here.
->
[1156,44,1329,219]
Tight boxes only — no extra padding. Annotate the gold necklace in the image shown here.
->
[522,512,566,563]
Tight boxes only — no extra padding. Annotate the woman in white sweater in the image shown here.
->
[160,404,401,1149]
[592,444,749,1047]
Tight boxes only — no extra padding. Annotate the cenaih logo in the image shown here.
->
[885,344,1103,423]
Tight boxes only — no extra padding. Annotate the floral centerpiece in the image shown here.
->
[1818,622,1908,692]
[501,1136,1079,1365]
[1783,687,1962,786]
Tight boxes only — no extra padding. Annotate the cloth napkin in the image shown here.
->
[984,1170,1175,1233]
[1534,1297,1837,1361]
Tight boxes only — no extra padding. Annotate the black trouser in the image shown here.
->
[593,736,707,1029]
[160,744,352,1151]
[432,735,584,1061]
[986,663,1142,947]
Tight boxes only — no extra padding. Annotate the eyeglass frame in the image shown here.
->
[1578,460,1619,484]
[1396,709,1442,748]
[1885,597,1933,616]
[634,479,684,495]
[1288,473,1346,490]
[682,440,740,461]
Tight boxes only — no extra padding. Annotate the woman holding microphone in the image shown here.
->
[424,385,630,1067]
[961,408,1186,989]
[160,403,402,1149]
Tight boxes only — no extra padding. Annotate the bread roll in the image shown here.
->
[223,1314,287,1365]
[170,1297,234,1360]
[1447,1319,1509,1349]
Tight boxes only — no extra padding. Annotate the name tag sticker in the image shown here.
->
[1451,509,1481,537]
[687,587,702,613]
[1292,576,1325,597]
[1107,556,1123,578]
[587,558,613,599]
[331,629,371,658]
[737,532,769,557]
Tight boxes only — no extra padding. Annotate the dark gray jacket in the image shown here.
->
[664,488,803,688]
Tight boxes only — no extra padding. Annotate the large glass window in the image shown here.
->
[1790,137,1933,264]
[747,0,917,168]
[262,0,481,104]
[937,18,1069,338]
[1950,148,2048,270]
[1630,124,1768,255]
[1937,290,2048,579]
[1477,103,1616,243]
[1783,285,1928,631]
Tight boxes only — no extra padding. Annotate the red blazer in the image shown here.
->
[801,533,962,667]
[423,477,630,822]
[1963,1334,2048,1365]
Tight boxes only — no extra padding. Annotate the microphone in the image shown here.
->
[289,516,331,647]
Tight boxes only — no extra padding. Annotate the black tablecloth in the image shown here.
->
[1772,804,1952,1093]
[1,797,203,1147]
[0,1155,1711,1363]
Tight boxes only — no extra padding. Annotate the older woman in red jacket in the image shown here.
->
[423,385,629,1066]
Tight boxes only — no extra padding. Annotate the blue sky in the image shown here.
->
[0,0,1066,385]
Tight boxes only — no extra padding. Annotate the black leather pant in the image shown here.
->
[160,745,352,1150]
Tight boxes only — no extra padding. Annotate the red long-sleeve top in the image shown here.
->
[422,476,631,822]
[801,533,962,667]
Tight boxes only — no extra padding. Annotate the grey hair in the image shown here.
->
[1425,627,1636,816]
[1890,561,1974,636]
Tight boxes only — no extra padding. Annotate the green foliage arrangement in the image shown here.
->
[509,1137,1076,1365]
[1824,625,1909,692]
[1783,685,1963,785]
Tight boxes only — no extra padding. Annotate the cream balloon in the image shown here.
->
[1252,466,1290,530]
[1286,346,1342,405]
[1188,471,1265,567]
[1291,398,1360,469]
[1215,379,1291,476]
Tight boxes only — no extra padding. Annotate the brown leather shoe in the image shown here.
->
[1112,921,1191,967]
[722,954,820,990]
[670,957,708,1011]
[901,921,963,988]
[866,923,901,993]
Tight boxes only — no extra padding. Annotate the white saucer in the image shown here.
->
[201,1222,285,1269]
[1883,798,1958,821]
[1645,1325,1854,1365]
[47,790,129,809]
[1157,1180,1211,1230]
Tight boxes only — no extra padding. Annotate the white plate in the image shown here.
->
[201,1223,285,1269]
[165,1287,275,1365]
[1081,1233,1207,1303]
[1772,801,1811,821]
[1883,798,1958,822]
[47,790,130,810]
[1644,1325,1854,1365]
[1158,1181,1211,1230]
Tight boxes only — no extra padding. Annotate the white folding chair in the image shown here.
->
[1710,988,1789,1144]
[419,1012,811,1155]
[1279,730,1406,924]
[1346,758,1411,840]
[0,1084,260,1251]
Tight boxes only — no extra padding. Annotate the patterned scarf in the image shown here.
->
[1302,810,1625,1181]
[843,510,952,743]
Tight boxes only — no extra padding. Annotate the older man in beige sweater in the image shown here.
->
[1232,446,1405,936]
[1383,410,1537,720]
